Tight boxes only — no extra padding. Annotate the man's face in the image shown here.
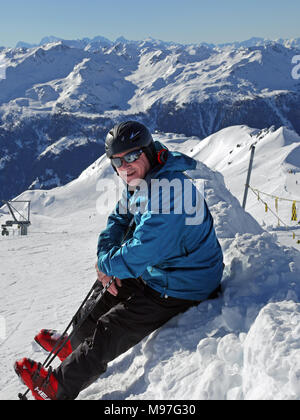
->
[113,148,151,186]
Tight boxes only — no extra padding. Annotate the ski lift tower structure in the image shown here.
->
[1,200,31,236]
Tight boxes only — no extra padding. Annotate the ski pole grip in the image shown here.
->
[94,276,115,303]
[103,276,115,292]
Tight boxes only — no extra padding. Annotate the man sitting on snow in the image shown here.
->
[15,121,224,400]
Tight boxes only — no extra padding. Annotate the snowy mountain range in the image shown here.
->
[12,35,300,50]
[0,36,300,200]
[1,125,300,400]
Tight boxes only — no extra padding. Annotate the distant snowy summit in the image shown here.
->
[13,35,300,50]
[0,35,300,200]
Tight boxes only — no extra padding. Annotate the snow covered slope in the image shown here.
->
[190,125,300,248]
[1,133,300,400]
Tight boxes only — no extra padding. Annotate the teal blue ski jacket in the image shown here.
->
[97,143,224,301]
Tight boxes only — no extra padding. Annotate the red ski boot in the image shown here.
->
[14,358,59,400]
[34,329,73,362]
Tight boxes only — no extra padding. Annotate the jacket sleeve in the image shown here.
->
[97,191,134,261]
[97,174,194,279]
[97,173,206,280]
[97,209,184,279]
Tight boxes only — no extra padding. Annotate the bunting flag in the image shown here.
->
[292,201,297,222]
[248,185,300,245]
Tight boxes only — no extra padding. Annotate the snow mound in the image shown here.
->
[243,301,300,400]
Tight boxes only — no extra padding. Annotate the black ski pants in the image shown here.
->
[54,278,201,400]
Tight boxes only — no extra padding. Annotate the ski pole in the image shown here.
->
[18,276,116,400]
[42,279,100,368]
[45,276,116,369]
[18,279,99,401]
[18,218,135,400]
[42,218,134,368]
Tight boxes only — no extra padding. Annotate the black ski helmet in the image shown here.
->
[105,121,157,167]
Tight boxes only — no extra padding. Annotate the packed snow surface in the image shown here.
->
[1,127,300,400]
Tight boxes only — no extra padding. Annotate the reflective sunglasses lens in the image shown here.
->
[111,149,143,169]
[124,150,143,163]
[111,157,122,168]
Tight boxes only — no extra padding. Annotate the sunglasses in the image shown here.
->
[111,149,144,169]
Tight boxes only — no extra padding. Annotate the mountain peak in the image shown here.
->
[12,35,300,50]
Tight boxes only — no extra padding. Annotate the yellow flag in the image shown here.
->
[292,201,297,221]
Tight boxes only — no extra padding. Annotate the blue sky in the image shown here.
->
[1,0,300,47]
